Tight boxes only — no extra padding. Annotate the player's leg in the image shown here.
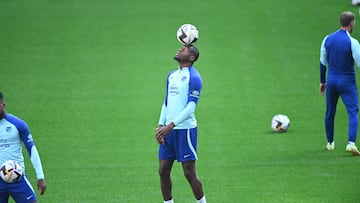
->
[8,175,37,203]
[341,87,359,143]
[0,179,10,203]
[325,81,339,145]
[158,130,176,202]
[341,86,360,155]
[182,161,205,202]
[0,194,9,203]
[177,128,206,202]
[159,159,174,201]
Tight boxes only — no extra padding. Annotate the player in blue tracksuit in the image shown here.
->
[319,11,360,155]
[0,92,46,202]
[155,45,206,203]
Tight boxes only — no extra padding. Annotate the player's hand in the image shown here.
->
[155,125,165,144]
[155,123,175,145]
[37,179,46,195]
[319,83,326,96]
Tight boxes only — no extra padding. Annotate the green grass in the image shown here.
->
[1,0,360,202]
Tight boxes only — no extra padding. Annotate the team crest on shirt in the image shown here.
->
[6,126,11,133]
[181,76,187,82]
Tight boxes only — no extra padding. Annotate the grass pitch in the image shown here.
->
[1,0,360,202]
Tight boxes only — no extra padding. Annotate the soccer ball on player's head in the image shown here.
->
[271,114,291,132]
[0,160,23,183]
[177,24,199,45]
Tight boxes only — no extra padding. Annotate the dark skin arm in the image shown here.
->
[319,83,326,96]
[37,179,46,195]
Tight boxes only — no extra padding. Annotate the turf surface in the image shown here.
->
[1,0,360,202]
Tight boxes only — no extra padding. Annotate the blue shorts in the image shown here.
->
[158,128,198,162]
[0,174,37,203]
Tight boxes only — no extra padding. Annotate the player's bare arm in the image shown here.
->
[37,179,46,195]
[319,83,326,95]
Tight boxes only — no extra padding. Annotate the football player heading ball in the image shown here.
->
[155,27,206,203]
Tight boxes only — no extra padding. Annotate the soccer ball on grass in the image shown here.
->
[271,114,290,132]
[0,160,23,183]
[176,24,199,45]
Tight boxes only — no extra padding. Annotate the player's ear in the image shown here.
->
[189,55,195,62]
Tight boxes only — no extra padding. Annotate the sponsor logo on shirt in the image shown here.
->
[190,90,200,98]
[169,84,179,96]
[0,139,9,149]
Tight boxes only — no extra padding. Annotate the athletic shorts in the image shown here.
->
[158,128,198,162]
[0,175,37,203]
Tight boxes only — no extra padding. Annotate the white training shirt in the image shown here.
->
[0,114,45,179]
[158,66,202,129]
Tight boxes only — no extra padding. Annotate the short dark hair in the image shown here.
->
[188,45,200,62]
[340,11,355,27]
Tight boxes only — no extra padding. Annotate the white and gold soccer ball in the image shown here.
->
[271,114,290,132]
[0,160,23,183]
[176,24,199,45]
